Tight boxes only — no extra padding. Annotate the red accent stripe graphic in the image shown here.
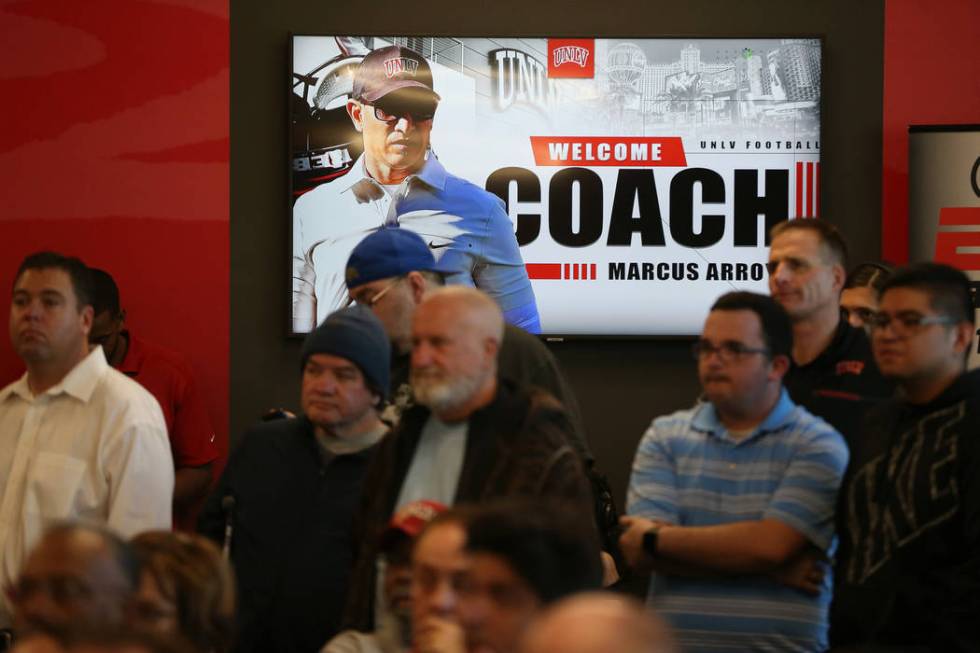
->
[796,162,803,218]
[806,163,815,218]
[814,163,820,217]
[526,263,600,280]
[526,264,562,280]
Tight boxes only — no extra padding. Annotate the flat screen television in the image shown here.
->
[289,36,821,337]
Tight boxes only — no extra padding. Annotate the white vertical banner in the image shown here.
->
[908,125,980,369]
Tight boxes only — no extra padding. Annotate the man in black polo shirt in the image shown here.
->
[767,219,892,446]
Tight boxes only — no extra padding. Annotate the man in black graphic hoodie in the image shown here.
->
[832,263,980,652]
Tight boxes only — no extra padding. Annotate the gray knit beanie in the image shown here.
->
[300,305,391,399]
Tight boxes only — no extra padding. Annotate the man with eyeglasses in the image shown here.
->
[292,44,539,334]
[830,263,980,652]
[767,219,892,448]
[620,291,848,651]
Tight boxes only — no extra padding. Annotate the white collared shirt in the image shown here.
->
[0,347,174,622]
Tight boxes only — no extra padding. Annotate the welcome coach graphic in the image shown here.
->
[290,36,821,336]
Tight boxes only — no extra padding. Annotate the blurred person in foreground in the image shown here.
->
[519,593,676,653]
[5,523,139,638]
[409,500,601,653]
[11,627,192,653]
[129,531,235,653]
[322,500,447,653]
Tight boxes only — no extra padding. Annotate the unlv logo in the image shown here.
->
[548,39,594,78]
[384,57,419,78]
[553,45,590,69]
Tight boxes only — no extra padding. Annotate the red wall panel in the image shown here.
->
[0,0,229,455]
[881,0,980,262]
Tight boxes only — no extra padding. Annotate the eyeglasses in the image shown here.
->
[349,276,404,308]
[366,99,437,124]
[869,312,958,335]
[692,340,770,363]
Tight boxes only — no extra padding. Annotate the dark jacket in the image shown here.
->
[343,379,595,631]
[199,417,378,653]
[831,368,980,652]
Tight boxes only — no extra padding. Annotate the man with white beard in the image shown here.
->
[343,287,594,632]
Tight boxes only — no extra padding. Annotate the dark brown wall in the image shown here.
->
[231,0,884,507]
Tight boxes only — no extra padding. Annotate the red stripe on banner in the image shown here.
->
[935,228,980,271]
[564,263,571,279]
[938,207,980,226]
[796,162,803,218]
[806,163,815,218]
[525,263,562,280]
[575,264,581,280]
[814,163,820,217]
[591,263,597,279]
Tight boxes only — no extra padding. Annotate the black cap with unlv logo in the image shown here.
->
[352,45,441,103]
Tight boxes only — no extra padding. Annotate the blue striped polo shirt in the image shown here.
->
[627,389,848,653]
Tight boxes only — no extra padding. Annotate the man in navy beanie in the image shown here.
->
[200,305,391,653]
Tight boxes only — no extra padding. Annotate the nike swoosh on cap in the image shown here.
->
[428,241,452,249]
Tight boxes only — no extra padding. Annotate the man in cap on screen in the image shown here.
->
[293,44,539,334]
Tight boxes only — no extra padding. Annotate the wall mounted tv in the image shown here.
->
[290,36,821,337]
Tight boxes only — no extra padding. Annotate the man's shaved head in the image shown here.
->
[520,593,676,653]
[420,286,505,345]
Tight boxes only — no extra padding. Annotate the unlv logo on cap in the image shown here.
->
[384,57,419,78]
[548,39,594,78]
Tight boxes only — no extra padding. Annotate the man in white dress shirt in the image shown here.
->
[0,252,174,629]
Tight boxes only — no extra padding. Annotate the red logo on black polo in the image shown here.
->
[836,360,865,376]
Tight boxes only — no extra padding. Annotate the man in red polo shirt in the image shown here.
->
[88,268,221,531]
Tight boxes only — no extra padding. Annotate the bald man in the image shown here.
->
[344,287,594,631]
[520,594,676,653]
